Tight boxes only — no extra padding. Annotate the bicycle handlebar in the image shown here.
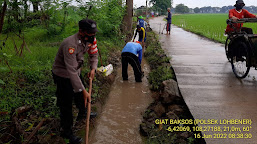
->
[227,18,257,25]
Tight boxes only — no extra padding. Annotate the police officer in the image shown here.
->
[52,19,98,143]
[121,41,143,82]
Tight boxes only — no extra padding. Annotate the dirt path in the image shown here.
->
[150,16,257,144]
[89,58,152,144]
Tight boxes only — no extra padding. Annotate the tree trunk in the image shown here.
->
[24,0,28,19]
[146,0,148,19]
[32,1,39,13]
[13,0,19,22]
[0,0,7,34]
[122,0,133,33]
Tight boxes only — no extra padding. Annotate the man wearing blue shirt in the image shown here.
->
[121,41,143,82]
[166,8,172,35]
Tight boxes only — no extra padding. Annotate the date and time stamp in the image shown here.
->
[155,119,253,139]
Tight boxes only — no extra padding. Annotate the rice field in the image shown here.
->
[172,14,257,43]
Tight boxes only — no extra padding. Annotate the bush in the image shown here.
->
[145,32,173,91]
[148,66,173,90]
[0,0,126,121]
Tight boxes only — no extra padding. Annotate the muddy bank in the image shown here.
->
[140,31,206,144]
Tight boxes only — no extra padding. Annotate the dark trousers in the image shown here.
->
[121,52,142,82]
[53,73,86,134]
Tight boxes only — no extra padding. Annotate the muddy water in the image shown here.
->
[150,16,257,144]
[89,58,152,144]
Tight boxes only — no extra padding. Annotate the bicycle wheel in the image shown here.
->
[231,41,251,79]
[225,37,231,61]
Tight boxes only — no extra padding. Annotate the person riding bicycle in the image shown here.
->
[225,0,257,34]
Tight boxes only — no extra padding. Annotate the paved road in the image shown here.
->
[150,16,257,144]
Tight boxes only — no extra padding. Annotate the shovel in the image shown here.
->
[85,78,93,144]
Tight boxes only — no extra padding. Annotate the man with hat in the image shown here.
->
[225,0,257,34]
[52,19,98,143]
[166,8,172,35]
[137,15,147,29]
[136,16,147,48]
[133,25,146,46]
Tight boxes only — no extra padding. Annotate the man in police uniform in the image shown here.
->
[52,19,98,143]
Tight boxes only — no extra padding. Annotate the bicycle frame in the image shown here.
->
[225,18,257,78]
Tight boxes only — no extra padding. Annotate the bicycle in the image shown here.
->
[225,18,257,78]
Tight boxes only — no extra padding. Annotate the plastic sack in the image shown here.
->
[97,64,113,76]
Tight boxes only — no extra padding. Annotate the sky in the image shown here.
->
[134,0,257,8]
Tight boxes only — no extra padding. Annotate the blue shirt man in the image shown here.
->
[166,8,172,34]
[121,42,143,82]
[122,42,142,63]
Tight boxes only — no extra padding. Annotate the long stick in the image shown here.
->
[98,48,103,67]
[86,6,92,19]
[161,24,166,34]
[159,23,161,34]
[85,78,93,144]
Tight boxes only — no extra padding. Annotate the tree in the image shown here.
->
[30,0,41,13]
[23,0,29,18]
[122,0,133,32]
[0,0,7,34]
[175,4,189,14]
[150,0,172,14]
[194,7,200,13]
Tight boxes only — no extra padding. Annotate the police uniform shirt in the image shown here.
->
[52,32,98,93]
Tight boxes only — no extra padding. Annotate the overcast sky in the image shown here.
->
[134,0,257,8]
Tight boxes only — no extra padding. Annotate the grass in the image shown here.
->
[0,16,124,119]
[144,32,173,91]
[0,2,126,143]
[172,13,257,43]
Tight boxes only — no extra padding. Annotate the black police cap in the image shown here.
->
[79,19,98,33]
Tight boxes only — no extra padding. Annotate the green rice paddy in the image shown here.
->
[172,14,257,43]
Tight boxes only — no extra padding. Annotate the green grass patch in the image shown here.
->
[145,32,173,91]
[0,5,125,121]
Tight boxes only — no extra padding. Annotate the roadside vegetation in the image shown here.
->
[172,14,257,43]
[0,0,125,143]
[144,32,173,91]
